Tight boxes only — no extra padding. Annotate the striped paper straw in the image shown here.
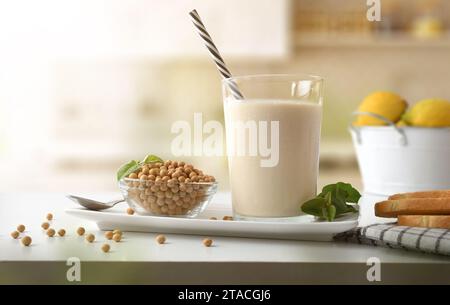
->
[189,9,244,99]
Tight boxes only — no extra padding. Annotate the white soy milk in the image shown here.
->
[224,99,322,218]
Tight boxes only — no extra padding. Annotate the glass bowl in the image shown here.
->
[118,178,218,218]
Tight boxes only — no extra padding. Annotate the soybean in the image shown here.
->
[155,234,166,244]
[86,234,95,243]
[77,227,86,236]
[21,236,32,246]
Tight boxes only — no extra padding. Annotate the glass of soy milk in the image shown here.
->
[222,74,323,220]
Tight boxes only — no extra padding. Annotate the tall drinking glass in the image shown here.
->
[222,74,323,219]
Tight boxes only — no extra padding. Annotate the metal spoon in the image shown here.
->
[67,195,125,211]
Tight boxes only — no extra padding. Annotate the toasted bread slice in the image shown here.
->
[375,198,450,218]
[389,190,450,200]
[398,215,450,229]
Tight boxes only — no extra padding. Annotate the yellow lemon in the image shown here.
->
[353,92,407,126]
[402,98,450,127]
[396,120,409,127]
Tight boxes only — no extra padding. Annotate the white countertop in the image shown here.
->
[1,192,449,284]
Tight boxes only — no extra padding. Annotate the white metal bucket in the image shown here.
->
[350,126,450,196]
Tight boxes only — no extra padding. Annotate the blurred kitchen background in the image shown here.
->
[1,0,449,193]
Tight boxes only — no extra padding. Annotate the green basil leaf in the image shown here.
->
[318,184,336,198]
[336,182,361,203]
[301,197,327,217]
[142,154,163,164]
[326,205,336,222]
[301,182,360,221]
[334,196,350,215]
[324,191,332,206]
[320,185,346,215]
[334,184,352,215]
[117,160,140,181]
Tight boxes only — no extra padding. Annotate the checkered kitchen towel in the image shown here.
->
[334,223,450,256]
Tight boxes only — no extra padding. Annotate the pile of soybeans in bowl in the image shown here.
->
[119,160,217,217]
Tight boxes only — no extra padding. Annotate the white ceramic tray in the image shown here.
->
[66,192,359,242]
